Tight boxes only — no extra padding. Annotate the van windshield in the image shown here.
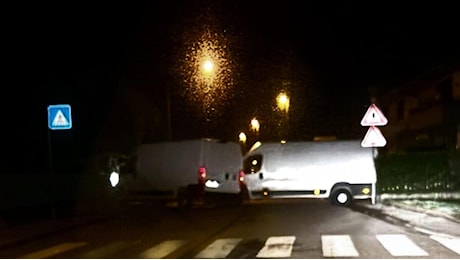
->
[243,154,262,174]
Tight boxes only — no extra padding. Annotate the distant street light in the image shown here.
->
[178,29,234,132]
[276,91,290,141]
[250,117,260,133]
[201,59,214,75]
[276,92,290,113]
[239,132,247,144]
[198,57,217,89]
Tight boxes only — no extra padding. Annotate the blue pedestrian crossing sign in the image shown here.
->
[48,104,72,130]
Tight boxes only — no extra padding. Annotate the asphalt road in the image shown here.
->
[1,199,459,259]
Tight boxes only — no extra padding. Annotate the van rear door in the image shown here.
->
[204,142,242,194]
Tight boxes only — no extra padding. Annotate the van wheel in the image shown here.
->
[331,189,352,207]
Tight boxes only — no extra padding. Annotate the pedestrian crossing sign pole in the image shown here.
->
[46,104,72,218]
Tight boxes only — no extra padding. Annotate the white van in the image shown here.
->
[123,138,242,207]
[240,140,377,206]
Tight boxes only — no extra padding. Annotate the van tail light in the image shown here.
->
[198,166,206,186]
[197,166,207,195]
[238,170,245,186]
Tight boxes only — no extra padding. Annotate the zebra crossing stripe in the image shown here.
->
[17,233,460,259]
[256,236,296,258]
[140,240,188,258]
[321,235,359,257]
[20,242,87,259]
[430,235,460,255]
[376,234,428,256]
[80,241,139,258]
[194,238,242,258]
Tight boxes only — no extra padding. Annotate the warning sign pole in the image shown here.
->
[360,102,388,205]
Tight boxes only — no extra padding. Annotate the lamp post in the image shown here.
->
[166,87,172,140]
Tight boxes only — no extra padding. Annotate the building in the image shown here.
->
[378,64,460,152]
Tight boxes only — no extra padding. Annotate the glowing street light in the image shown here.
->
[178,29,234,125]
[198,57,217,88]
[276,92,290,113]
[276,91,290,142]
[201,59,214,75]
[250,117,260,133]
[174,11,235,136]
[239,132,247,144]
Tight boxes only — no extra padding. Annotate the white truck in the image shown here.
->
[240,140,378,206]
[123,138,243,207]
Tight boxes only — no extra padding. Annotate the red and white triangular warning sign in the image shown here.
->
[361,126,387,147]
[361,103,388,126]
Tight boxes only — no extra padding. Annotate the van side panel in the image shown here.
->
[242,140,376,203]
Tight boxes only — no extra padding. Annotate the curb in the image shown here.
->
[351,202,409,226]
[388,201,460,224]
[352,201,460,237]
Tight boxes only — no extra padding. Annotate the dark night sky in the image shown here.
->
[3,1,459,173]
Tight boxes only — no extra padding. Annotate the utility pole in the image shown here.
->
[166,87,172,141]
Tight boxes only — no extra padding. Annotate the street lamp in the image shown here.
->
[198,57,217,89]
[239,132,247,144]
[276,91,290,141]
[276,91,290,113]
[179,29,234,127]
[201,59,214,75]
[238,131,248,153]
[250,117,260,133]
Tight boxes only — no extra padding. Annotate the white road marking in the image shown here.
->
[321,235,359,257]
[376,234,428,256]
[256,236,296,258]
[20,242,87,259]
[79,240,139,258]
[431,235,460,255]
[140,240,188,258]
[194,238,242,258]
[18,232,460,259]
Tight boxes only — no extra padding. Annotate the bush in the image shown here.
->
[375,150,460,194]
